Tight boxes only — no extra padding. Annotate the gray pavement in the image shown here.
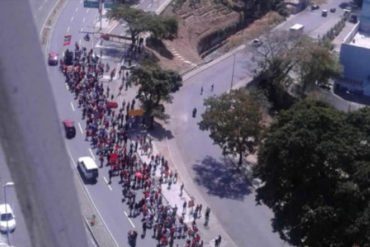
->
[44,1,201,247]
[38,0,352,246]
[0,144,32,247]
[0,1,91,246]
[155,1,351,247]
[29,0,58,33]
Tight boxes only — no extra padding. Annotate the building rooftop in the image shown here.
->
[350,31,370,49]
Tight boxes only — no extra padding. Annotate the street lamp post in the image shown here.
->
[230,53,236,91]
[3,182,14,246]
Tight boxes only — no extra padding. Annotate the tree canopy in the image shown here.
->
[252,32,342,110]
[198,88,262,166]
[254,100,370,246]
[106,5,178,44]
[131,62,182,127]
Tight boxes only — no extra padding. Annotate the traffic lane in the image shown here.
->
[279,1,345,34]
[29,0,58,32]
[49,0,98,54]
[0,146,32,247]
[45,64,154,247]
[168,57,285,246]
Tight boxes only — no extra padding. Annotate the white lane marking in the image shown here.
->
[66,26,70,33]
[83,17,86,23]
[71,16,74,22]
[69,155,121,247]
[128,217,135,228]
[66,146,77,169]
[80,27,84,32]
[123,211,128,217]
[86,9,90,13]
[38,0,47,11]
[103,177,113,191]
[78,122,84,134]
[75,7,79,12]
[70,102,75,111]
[89,148,96,161]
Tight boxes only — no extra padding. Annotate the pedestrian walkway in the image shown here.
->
[101,58,233,247]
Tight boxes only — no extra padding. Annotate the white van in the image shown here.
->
[78,156,99,182]
[290,24,304,35]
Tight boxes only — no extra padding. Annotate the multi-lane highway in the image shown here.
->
[44,0,172,246]
[24,0,350,246]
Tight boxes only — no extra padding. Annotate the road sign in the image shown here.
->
[84,0,99,8]
[128,109,145,117]
[104,1,118,8]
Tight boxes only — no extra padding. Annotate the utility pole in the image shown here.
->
[3,182,14,246]
[230,53,236,91]
[99,0,103,31]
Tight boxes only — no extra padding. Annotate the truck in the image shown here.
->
[289,24,304,34]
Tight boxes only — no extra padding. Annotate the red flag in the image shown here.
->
[63,35,72,46]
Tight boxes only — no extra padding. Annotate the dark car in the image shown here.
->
[63,120,76,139]
[48,52,58,66]
[311,4,319,10]
[330,7,336,13]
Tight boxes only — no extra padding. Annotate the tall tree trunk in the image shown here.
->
[238,150,243,167]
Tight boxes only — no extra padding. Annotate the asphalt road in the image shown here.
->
[166,1,348,246]
[29,0,58,33]
[45,0,174,246]
[0,145,31,247]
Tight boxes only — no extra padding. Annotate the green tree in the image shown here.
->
[106,5,178,45]
[252,32,342,109]
[254,100,370,246]
[295,39,342,95]
[198,88,262,166]
[131,63,182,128]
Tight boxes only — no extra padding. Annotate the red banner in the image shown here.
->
[63,35,72,46]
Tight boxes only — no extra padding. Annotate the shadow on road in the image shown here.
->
[193,155,252,200]
[149,121,174,141]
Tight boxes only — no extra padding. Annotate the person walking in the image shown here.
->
[215,235,222,247]
[204,207,210,227]
[141,221,147,238]
[108,169,113,184]
[180,183,184,197]
[192,108,197,118]
[211,84,214,92]
[200,86,203,95]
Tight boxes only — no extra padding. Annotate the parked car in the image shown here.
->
[322,9,328,17]
[330,7,336,13]
[251,39,262,47]
[62,120,76,139]
[48,52,58,66]
[0,204,16,232]
[311,4,319,10]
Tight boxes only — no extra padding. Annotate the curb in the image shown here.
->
[40,0,68,53]
[84,217,99,247]
[181,44,246,81]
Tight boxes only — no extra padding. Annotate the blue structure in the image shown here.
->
[339,0,370,96]
[360,0,370,32]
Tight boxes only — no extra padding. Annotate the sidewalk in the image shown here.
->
[99,58,236,246]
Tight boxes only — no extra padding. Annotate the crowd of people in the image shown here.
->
[59,43,213,247]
